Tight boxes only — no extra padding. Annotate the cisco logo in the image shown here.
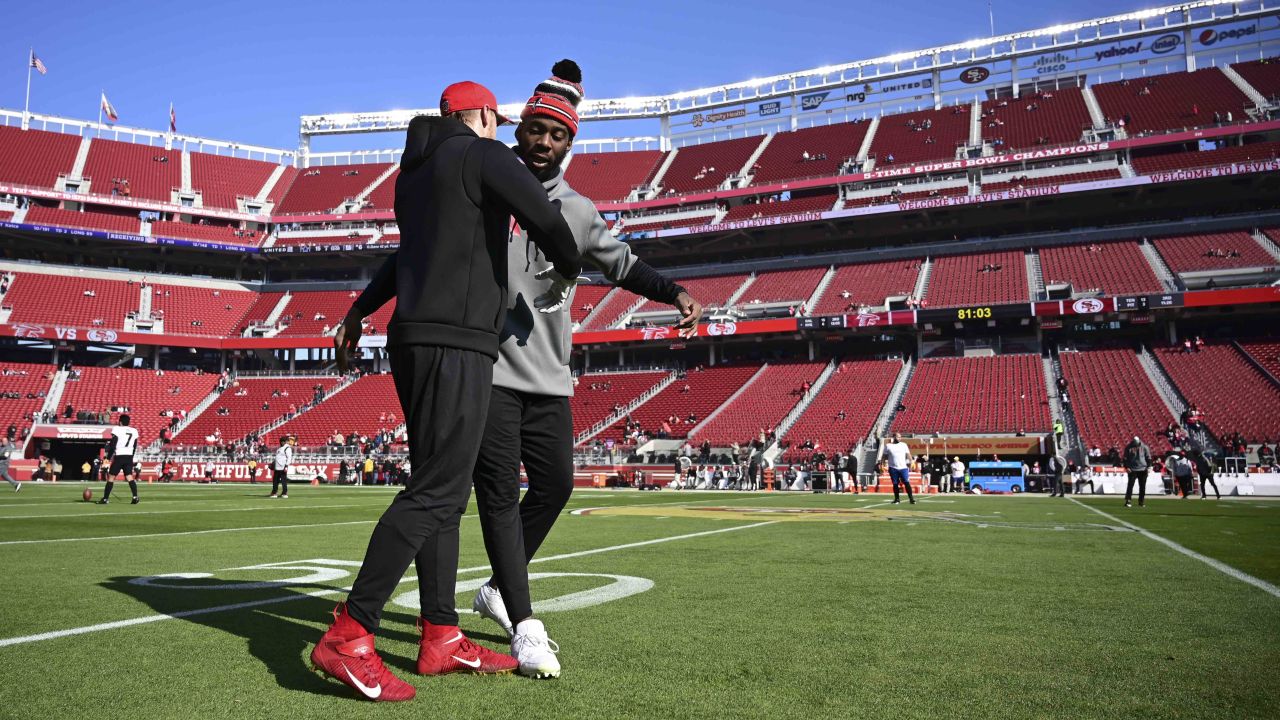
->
[1072,298,1105,314]
[1199,25,1257,46]
[1033,53,1070,75]
[1151,34,1181,54]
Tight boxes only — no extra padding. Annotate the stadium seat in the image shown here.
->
[1059,348,1176,455]
[1154,343,1280,444]
[692,361,825,445]
[274,291,396,337]
[189,152,280,210]
[924,250,1029,308]
[564,150,666,202]
[150,221,260,246]
[1238,341,1280,385]
[721,192,836,222]
[749,121,871,184]
[867,106,971,166]
[635,273,750,313]
[660,136,765,195]
[782,359,902,460]
[571,371,669,438]
[361,168,399,211]
[1039,240,1164,296]
[273,374,400,447]
[25,205,140,235]
[0,126,82,190]
[811,260,923,313]
[275,164,392,214]
[597,365,760,442]
[619,215,715,234]
[60,367,221,446]
[891,354,1051,435]
[146,283,258,337]
[175,376,341,447]
[737,267,827,307]
[81,137,182,203]
[1131,141,1280,175]
[1151,231,1276,273]
[1091,68,1250,135]
[3,272,140,329]
[0,362,57,439]
[980,169,1120,193]
[978,87,1092,151]
[570,285,615,327]
[1230,58,1280,103]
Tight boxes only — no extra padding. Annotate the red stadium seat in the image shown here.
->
[978,87,1092,152]
[175,377,342,447]
[924,250,1029,308]
[0,126,82,190]
[867,106,971,166]
[1039,240,1164,296]
[275,164,391,214]
[571,371,670,438]
[811,260,923,314]
[25,205,140,235]
[564,151,665,202]
[783,359,902,459]
[189,152,280,210]
[1154,343,1280,444]
[60,367,220,446]
[660,136,765,195]
[692,361,825,445]
[750,121,872,185]
[892,355,1051,435]
[1091,68,1250,135]
[1059,348,1176,454]
[597,365,760,442]
[1151,231,1275,273]
[81,138,181,203]
[274,374,400,447]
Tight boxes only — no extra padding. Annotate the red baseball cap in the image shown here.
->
[439,81,512,125]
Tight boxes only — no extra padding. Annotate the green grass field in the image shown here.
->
[2,484,1278,720]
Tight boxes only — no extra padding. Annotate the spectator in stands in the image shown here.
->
[1259,443,1275,470]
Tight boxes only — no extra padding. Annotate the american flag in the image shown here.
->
[30,51,47,75]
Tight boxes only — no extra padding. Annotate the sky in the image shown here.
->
[3,0,1141,153]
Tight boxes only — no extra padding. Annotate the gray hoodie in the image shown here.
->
[494,166,672,397]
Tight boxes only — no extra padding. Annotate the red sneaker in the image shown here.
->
[311,605,415,702]
[416,619,517,675]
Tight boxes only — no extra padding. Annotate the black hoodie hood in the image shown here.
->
[401,115,476,174]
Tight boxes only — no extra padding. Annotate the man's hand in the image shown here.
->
[673,291,703,338]
[333,308,364,373]
[533,268,590,313]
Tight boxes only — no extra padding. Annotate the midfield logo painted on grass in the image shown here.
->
[579,505,1131,531]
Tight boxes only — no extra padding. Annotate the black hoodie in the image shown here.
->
[352,116,581,358]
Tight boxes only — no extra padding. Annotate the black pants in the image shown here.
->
[1125,470,1147,504]
[1199,471,1220,498]
[1050,472,1065,495]
[345,346,493,631]
[467,387,574,625]
[1176,474,1194,497]
[271,469,288,495]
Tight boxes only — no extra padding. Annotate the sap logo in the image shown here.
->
[1151,34,1181,54]
[86,329,119,343]
[705,321,738,337]
[640,326,671,341]
[54,327,77,340]
[1094,42,1144,62]
[1072,298,1106,314]
[959,67,990,84]
[11,323,46,338]
[844,91,867,103]
[801,92,830,111]
[758,101,782,117]
[1199,25,1256,46]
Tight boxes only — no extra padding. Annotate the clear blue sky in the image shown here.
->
[4,0,1135,152]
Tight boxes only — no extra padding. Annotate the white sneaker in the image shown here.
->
[472,581,513,637]
[511,618,560,679]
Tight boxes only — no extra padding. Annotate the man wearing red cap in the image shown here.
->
[313,80,582,702]
[464,61,702,679]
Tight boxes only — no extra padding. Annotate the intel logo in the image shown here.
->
[1151,34,1181,54]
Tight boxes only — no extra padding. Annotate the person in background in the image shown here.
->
[1192,449,1220,500]
[947,456,965,495]
[1169,450,1195,499]
[0,428,20,491]
[270,435,294,499]
[1122,435,1152,508]
[1048,448,1068,497]
[98,414,139,505]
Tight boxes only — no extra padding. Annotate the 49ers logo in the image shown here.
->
[705,321,737,337]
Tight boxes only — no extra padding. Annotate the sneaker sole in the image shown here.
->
[416,666,515,676]
[519,666,561,679]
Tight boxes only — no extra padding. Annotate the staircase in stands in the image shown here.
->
[1043,352,1084,458]
[1025,250,1045,301]
[1080,85,1106,130]
[687,364,769,438]
[858,357,914,472]
[1138,240,1179,291]
[248,373,359,440]
[574,370,678,445]
[772,359,837,444]
[37,370,69,422]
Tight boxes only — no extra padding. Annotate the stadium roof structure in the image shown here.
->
[298,0,1280,152]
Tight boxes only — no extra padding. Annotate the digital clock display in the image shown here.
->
[955,307,994,320]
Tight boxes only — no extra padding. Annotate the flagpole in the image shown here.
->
[97,90,103,139]
[23,49,33,130]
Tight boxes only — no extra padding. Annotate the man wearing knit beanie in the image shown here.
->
[461,59,703,679]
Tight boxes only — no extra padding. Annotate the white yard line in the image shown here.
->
[1069,498,1280,599]
[0,502,389,521]
[0,520,778,648]
[0,519,377,546]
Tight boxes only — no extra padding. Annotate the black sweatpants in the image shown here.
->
[1125,470,1147,504]
[1199,471,1220,498]
[1050,472,1065,496]
[464,386,574,625]
[344,346,493,631]
[271,469,289,496]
